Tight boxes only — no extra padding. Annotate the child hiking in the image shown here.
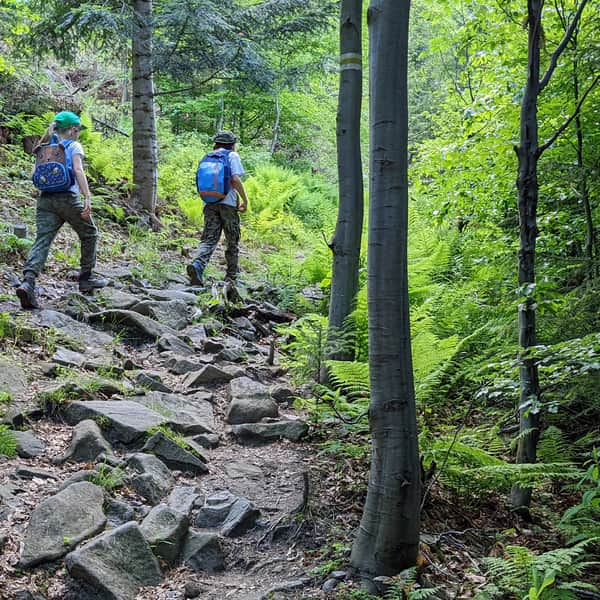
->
[188,130,249,287]
[16,111,107,309]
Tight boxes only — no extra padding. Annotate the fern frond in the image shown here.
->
[326,360,370,401]
[0,425,17,457]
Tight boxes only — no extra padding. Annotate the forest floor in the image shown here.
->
[0,170,592,600]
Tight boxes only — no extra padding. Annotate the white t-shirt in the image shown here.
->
[220,151,244,208]
[65,140,84,195]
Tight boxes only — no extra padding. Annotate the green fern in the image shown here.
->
[0,425,17,457]
[537,426,572,464]
[480,539,599,599]
[326,360,370,401]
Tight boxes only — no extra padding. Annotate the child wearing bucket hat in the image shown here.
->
[16,111,107,309]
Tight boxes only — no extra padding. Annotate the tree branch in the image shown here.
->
[538,72,600,156]
[539,0,589,91]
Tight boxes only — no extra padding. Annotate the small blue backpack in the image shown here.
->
[32,135,75,193]
[196,149,232,203]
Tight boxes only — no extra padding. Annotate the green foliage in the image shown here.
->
[477,539,599,600]
[146,425,191,452]
[0,425,17,457]
[0,226,33,261]
[559,448,600,543]
[90,463,124,491]
[277,313,328,383]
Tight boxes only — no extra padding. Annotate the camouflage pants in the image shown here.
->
[194,203,240,280]
[23,192,98,277]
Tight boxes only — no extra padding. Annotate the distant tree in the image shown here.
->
[350,0,420,576]
[511,0,598,514]
[28,0,158,219]
[325,0,364,368]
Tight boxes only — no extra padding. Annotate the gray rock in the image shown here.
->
[221,498,260,537]
[15,466,58,480]
[131,299,191,331]
[63,400,167,444]
[140,504,189,566]
[13,430,45,458]
[260,578,311,599]
[96,288,139,310]
[145,289,199,305]
[185,324,207,346]
[56,420,113,464]
[0,357,27,399]
[52,346,121,375]
[134,391,215,435]
[202,339,225,353]
[157,334,194,356]
[105,497,135,527]
[323,578,340,593]
[58,470,96,490]
[163,354,213,375]
[224,460,263,481]
[65,522,162,599]
[168,486,202,517]
[194,491,236,528]
[183,365,238,388]
[187,432,219,449]
[12,591,46,600]
[182,531,225,573]
[128,453,174,505]
[87,309,179,341]
[184,581,205,599]
[0,532,9,553]
[20,482,106,568]
[34,310,114,349]
[226,377,279,425]
[135,371,173,393]
[270,384,296,403]
[142,432,208,475]
[232,420,308,443]
[216,347,247,363]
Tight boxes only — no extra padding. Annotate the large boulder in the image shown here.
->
[130,299,191,331]
[20,482,106,568]
[140,504,189,566]
[226,377,278,425]
[12,430,45,458]
[134,391,215,435]
[127,453,174,505]
[87,309,179,341]
[55,419,113,464]
[142,432,208,475]
[65,522,162,600]
[63,400,167,445]
[182,531,225,573]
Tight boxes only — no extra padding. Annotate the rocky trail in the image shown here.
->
[0,264,332,600]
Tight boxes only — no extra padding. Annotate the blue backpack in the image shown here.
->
[196,149,232,203]
[32,135,75,193]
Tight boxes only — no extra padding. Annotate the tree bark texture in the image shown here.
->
[510,0,543,513]
[132,0,158,215]
[350,0,420,576]
[327,0,364,362]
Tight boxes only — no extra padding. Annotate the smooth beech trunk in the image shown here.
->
[327,0,364,359]
[350,0,420,576]
[132,0,158,216]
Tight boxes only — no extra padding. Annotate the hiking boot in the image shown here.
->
[16,278,39,309]
[79,273,108,292]
[187,261,204,286]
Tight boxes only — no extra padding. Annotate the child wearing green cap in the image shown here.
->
[16,111,107,309]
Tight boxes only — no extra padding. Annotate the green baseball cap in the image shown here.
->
[53,111,87,130]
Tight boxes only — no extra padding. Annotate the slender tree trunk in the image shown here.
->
[270,94,281,155]
[131,0,158,216]
[572,53,595,273]
[350,0,420,576]
[326,0,364,362]
[510,0,543,514]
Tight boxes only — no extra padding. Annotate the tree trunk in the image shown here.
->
[270,94,281,155]
[510,0,543,515]
[572,50,595,274]
[131,0,158,216]
[326,0,364,363]
[350,0,420,576]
